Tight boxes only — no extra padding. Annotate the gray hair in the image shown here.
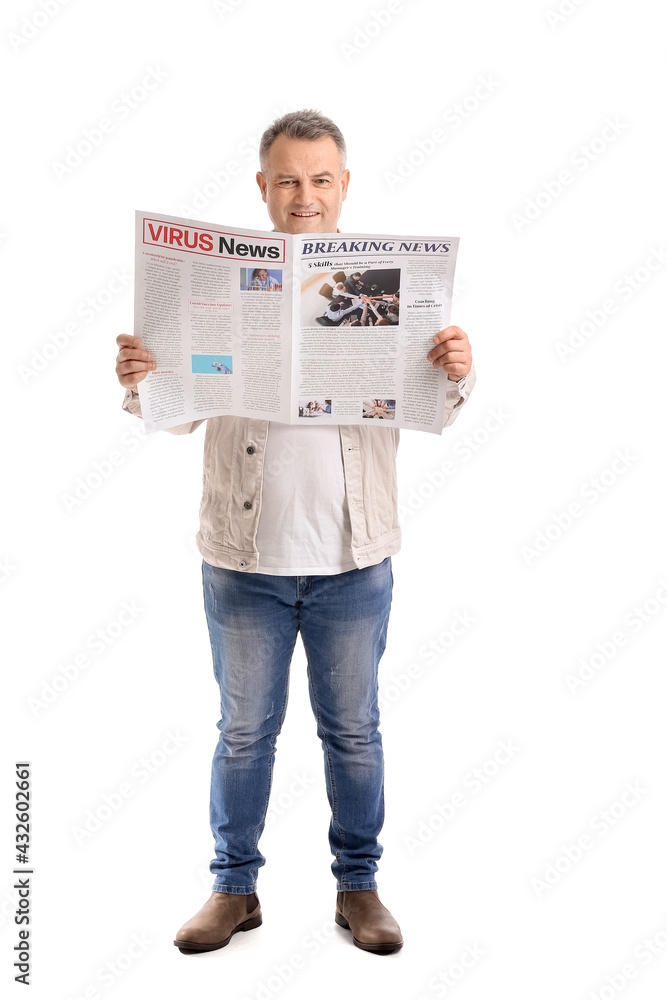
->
[259,109,347,173]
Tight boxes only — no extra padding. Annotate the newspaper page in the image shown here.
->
[292,233,458,434]
[134,210,293,433]
[134,211,459,434]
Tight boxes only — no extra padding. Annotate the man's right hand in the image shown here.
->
[116,334,156,393]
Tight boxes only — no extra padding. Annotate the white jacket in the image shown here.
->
[122,363,476,572]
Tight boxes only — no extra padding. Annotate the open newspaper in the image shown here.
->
[134,210,459,434]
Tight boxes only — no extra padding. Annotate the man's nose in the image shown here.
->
[293,184,317,206]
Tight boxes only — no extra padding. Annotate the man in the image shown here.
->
[322,294,365,324]
[250,267,279,290]
[344,271,366,295]
[386,303,400,324]
[115,109,476,956]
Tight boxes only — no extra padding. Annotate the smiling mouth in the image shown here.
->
[291,211,319,217]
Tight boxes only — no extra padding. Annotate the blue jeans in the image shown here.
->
[201,556,393,894]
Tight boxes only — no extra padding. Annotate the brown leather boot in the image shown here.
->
[335,889,403,953]
[173,891,262,953]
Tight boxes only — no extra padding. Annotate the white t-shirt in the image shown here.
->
[254,421,357,575]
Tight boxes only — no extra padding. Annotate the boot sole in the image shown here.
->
[334,910,403,954]
[174,913,262,953]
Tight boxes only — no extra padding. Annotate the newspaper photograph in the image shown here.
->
[134,210,459,434]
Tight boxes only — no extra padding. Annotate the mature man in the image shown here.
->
[116,109,476,956]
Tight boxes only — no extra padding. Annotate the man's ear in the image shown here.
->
[340,169,350,202]
[256,171,268,203]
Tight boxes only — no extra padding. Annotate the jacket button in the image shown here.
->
[243,500,252,509]
[246,446,255,454]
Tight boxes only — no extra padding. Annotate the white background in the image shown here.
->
[3,1,666,998]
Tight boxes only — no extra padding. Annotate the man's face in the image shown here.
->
[257,269,268,280]
[256,134,349,234]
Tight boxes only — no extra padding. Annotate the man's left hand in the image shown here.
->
[427,325,472,382]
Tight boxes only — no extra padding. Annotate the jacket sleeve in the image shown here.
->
[443,359,477,429]
[121,387,206,436]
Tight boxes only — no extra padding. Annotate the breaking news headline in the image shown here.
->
[302,240,452,254]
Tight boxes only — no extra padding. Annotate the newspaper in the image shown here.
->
[134,210,459,435]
